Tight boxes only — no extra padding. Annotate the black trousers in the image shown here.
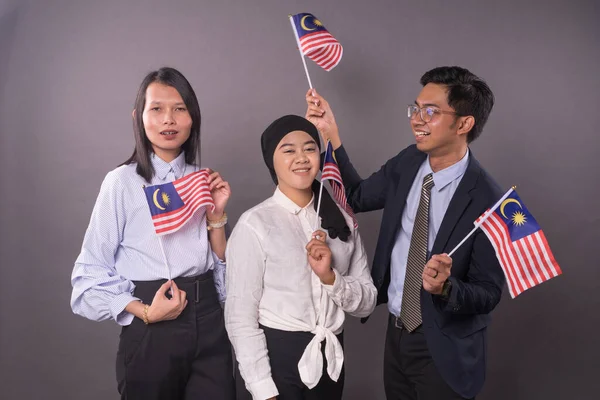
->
[235,325,345,400]
[116,272,235,400]
[383,314,471,400]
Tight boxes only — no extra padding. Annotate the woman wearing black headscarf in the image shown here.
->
[224,115,377,400]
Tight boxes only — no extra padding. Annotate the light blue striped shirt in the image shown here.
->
[71,152,226,326]
[388,150,469,316]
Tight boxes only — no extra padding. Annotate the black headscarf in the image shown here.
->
[261,115,350,242]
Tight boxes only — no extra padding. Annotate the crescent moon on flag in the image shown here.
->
[301,15,316,31]
[500,198,522,219]
[153,189,166,211]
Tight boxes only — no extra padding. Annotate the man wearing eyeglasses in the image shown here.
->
[305,66,505,400]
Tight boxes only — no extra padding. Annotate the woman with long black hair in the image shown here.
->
[71,67,235,400]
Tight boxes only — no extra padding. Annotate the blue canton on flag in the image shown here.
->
[478,190,562,298]
[144,182,185,217]
[142,169,215,236]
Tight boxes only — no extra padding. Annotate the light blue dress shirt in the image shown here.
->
[71,152,226,326]
[388,150,470,316]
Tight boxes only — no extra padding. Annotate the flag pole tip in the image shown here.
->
[511,185,517,190]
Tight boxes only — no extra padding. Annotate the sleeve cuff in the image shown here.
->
[248,376,279,400]
[212,252,227,303]
[211,250,225,265]
[434,277,460,313]
[335,144,349,162]
[322,269,343,298]
[110,292,139,326]
[445,276,461,312]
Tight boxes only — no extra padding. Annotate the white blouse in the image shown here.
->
[225,188,377,400]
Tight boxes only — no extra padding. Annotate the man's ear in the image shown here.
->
[456,115,475,137]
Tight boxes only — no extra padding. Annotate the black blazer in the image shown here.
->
[335,144,505,398]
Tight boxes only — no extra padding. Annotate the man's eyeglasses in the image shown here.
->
[407,105,457,123]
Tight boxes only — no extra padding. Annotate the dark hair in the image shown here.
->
[420,66,494,143]
[122,67,202,182]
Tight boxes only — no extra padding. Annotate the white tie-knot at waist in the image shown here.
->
[297,325,344,389]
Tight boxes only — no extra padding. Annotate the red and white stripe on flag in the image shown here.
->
[478,213,562,298]
[299,31,343,71]
[322,164,358,228]
[152,170,215,235]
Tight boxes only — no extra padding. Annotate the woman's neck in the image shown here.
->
[278,185,313,208]
[153,148,182,163]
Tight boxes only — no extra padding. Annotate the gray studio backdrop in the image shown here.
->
[1,0,598,399]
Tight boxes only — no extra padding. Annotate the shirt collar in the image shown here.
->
[426,149,470,192]
[151,151,187,180]
[273,187,315,215]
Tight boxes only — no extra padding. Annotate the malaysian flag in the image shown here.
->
[477,190,562,298]
[143,169,215,235]
[321,141,357,228]
[290,13,343,71]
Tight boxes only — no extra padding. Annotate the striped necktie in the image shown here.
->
[400,173,435,332]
